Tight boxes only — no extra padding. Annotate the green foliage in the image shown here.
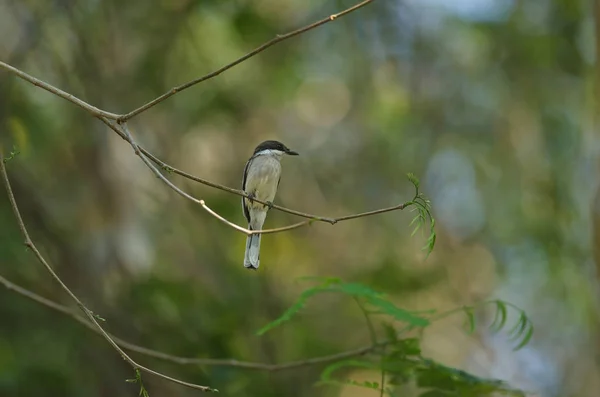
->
[318,359,382,390]
[2,0,584,395]
[126,369,149,397]
[1,146,20,164]
[258,277,533,396]
[413,358,525,397]
[318,355,526,397]
[462,306,476,334]
[161,165,175,174]
[256,278,429,336]
[87,309,106,322]
[406,173,436,256]
[485,300,533,351]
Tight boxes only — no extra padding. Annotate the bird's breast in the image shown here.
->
[245,156,282,206]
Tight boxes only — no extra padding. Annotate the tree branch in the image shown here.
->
[0,271,380,371]
[0,60,121,119]
[117,0,374,121]
[0,0,416,239]
[101,118,415,237]
[0,0,374,122]
[0,154,217,393]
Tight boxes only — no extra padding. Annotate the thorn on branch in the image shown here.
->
[161,165,174,174]
[2,146,20,164]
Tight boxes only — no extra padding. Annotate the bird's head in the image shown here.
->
[253,140,299,157]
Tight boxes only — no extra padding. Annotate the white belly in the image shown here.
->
[244,155,282,210]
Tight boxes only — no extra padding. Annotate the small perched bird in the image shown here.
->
[242,140,299,269]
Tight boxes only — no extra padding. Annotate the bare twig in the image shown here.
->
[0,0,413,238]
[106,120,415,237]
[118,0,375,121]
[0,154,217,393]
[114,120,311,235]
[108,116,340,222]
[0,273,380,371]
[99,117,410,226]
[0,0,373,122]
[0,61,121,119]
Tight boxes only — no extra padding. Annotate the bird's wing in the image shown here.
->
[242,156,253,224]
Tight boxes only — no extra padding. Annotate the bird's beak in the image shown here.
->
[286,149,299,156]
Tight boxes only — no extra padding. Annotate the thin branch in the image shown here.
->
[140,148,338,224]
[354,298,378,346]
[118,0,375,121]
[115,120,308,236]
[0,154,217,393]
[107,120,416,237]
[0,272,379,371]
[354,297,387,396]
[0,61,121,119]
[379,349,386,397]
[101,118,412,227]
[1,0,414,239]
[0,56,333,222]
[0,0,373,122]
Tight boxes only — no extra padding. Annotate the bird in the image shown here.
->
[242,140,299,269]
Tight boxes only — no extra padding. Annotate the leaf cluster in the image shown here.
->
[258,277,533,396]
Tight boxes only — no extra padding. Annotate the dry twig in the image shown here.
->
[117,0,374,121]
[0,0,416,238]
[0,272,382,371]
[0,0,419,390]
[0,0,373,122]
[0,155,217,393]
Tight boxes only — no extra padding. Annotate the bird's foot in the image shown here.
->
[265,201,274,209]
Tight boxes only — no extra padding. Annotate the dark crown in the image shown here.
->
[253,140,290,154]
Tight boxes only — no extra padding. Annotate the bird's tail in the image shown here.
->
[244,231,261,269]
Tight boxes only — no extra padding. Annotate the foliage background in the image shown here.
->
[1,0,599,396]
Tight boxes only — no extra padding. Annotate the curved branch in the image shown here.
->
[118,0,374,121]
[100,118,414,237]
[0,154,217,393]
[0,0,374,122]
[0,61,121,119]
[0,272,379,371]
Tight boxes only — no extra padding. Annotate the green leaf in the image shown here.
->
[382,322,398,343]
[319,379,381,391]
[415,359,520,395]
[2,146,20,164]
[256,284,331,335]
[508,312,533,351]
[462,307,476,334]
[336,283,428,326]
[407,173,420,189]
[485,300,533,351]
[508,316,525,340]
[397,338,421,356]
[419,391,454,397]
[490,300,507,332]
[319,359,381,386]
[513,321,533,351]
[366,296,429,326]
[257,280,429,335]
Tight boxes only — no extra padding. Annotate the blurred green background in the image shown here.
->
[1,0,599,396]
